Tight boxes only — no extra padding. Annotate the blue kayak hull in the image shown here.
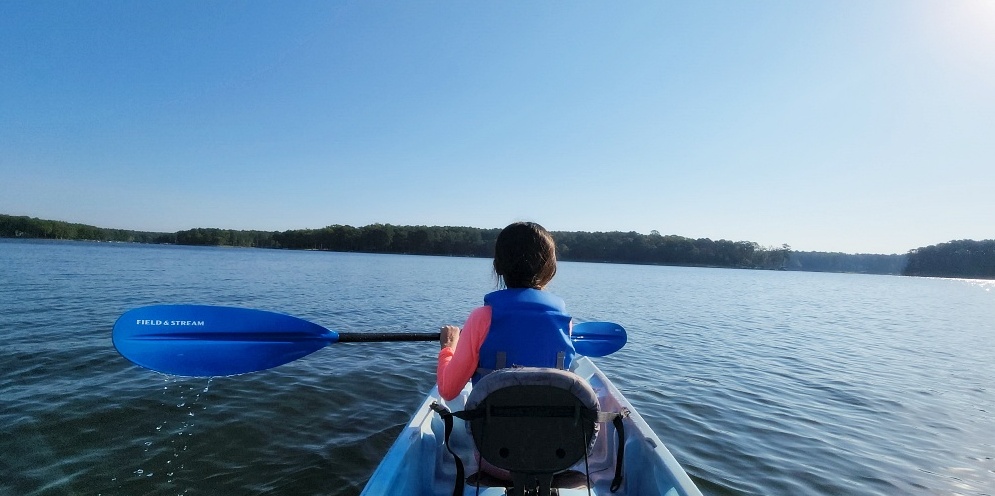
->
[360,357,702,496]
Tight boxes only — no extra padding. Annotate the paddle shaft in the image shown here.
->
[337,332,441,343]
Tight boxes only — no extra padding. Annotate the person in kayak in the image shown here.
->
[437,221,575,401]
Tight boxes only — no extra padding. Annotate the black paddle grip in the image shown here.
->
[336,332,441,343]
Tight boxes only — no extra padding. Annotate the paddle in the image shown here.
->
[113,305,627,377]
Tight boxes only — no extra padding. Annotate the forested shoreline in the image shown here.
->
[2,214,991,278]
[904,240,995,279]
[0,214,174,244]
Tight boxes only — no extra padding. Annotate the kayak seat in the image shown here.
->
[431,367,627,496]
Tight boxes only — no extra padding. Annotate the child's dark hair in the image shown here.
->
[493,222,557,289]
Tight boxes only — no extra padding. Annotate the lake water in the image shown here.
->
[1,239,992,496]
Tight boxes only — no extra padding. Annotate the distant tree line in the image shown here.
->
[175,228,279,248]
[553,231,792,269]
[786,251,907,275]
[269,226,792,269]
[904,240,995,279]
[0,214,173,244]
[5,213,992,278]
[0,215,790,270]
[269,224,500,256]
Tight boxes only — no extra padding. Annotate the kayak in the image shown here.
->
[360,356,703,496]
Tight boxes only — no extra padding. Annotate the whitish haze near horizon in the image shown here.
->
[2,1,993,255]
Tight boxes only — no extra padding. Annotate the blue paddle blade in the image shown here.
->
[572,321,627,357]
[113,305,337,377]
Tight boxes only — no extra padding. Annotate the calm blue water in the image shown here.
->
[1,239,992,496]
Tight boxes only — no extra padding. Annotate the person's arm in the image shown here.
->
[437,306,491,401]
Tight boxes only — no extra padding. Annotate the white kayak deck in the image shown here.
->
[361,357,702,496]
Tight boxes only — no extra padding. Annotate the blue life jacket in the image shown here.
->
[472,288,575,383]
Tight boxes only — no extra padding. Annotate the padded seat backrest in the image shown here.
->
[464,367,599,475]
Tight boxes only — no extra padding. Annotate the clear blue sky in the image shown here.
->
[2,1,992,254]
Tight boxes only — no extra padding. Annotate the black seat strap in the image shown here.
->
[582,409,627,492]
[610,412,626,492]
[430,402,465,496]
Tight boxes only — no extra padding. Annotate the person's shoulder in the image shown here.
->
[467,305,492,321]
[463,306,492,344]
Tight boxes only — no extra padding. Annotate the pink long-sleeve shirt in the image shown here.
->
[436,306,492,401]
